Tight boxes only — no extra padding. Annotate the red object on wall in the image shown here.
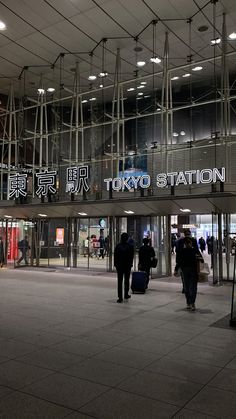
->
[7,227,19,259]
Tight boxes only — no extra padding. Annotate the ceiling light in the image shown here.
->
[37,88,45,95]
[137,97,143,100]
[150,56,161,64]
[182,73,191,78]
[137,92,143,96]
[99,84,103,88]
[180,131,186,136]
[127,87,135,92]
[229,32,236,40]
[99,71,108,77]
[137,61,146,67]
[38,213,47,217]
[89,97,96,101]
[144,95,150,98]
[88,75,97,81]
[173,132,179,137]
[4,215,12,218]
[180,209,191,213]
[82,99,88,103]
[211,38,221,45]
[156,108,161,111]
[140,81,147,85]
[171,76,179,81]
[137,85,145,89]
[78,212,87,216]
[47,87,55,93]
[124,210,134,214]
[0,21,6,30]
[192,66,203,71]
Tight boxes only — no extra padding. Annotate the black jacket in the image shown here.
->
[138,244,155,269]
[175,237,202,271]
[114,242,134,271]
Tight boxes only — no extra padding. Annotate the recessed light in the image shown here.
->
[4,215,12,218]
[171,76,179,81]
[88,75,97,81]
[144,95,150,98]
[229,32,236,40]
[137,92,143,96]
[211,38,221,45]
[192,66,203,71]
[47,87,55,93]
[150,56,161,64]
[182,73,191,78]
[140,81,147,85]
[78,212,87,216]
[137,85,145,89]
[137,97,143,100]
[0,21,6,30]
[180,209,191,213]
[89,97,96,101]
[180,131,186,136]
[156,107,161,111]
[137,61,146,67]
[37,88,45,95]
[38,213,47,217]
[173,132,179,137]
[99,71,108,77]
[124,210,134,214]
[99,84,103,88]
[127,87,135,92]
[82,99,88,103]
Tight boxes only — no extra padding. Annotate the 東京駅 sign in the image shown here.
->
[104,167,225,191]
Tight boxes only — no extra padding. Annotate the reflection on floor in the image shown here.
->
[0,268,235,418]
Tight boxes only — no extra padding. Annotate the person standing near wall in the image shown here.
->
[17,235,30,265]
[114,232,134,303]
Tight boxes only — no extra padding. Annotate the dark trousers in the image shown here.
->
[17,251,28,265]
[117,269,131,300]
[182,267,198,305]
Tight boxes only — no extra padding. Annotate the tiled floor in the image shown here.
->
[0,268,235,418]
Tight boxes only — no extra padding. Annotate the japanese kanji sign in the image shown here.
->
[66,165,90,194]
[35,170,57,197]
[8,173,27,198]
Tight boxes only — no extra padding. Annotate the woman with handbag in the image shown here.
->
[138,238,156,288]
[174,235,203,311]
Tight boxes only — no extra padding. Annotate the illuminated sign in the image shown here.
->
[104,167,225,191]
[56,228,64,245]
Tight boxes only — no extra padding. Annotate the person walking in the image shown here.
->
[174,231,203,311]
[17,235,30,265]
[0,236,4,267]
[114,232,134,303]
[198,237,206,253]
[138,238,156,288]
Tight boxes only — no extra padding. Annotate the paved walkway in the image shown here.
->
[0,268,235,418]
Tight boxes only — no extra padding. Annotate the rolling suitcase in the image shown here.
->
[131,271,147,293]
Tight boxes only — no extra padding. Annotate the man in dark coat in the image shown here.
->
[17,235,30,265]
[114,232,134,303]
[138,238,156,287]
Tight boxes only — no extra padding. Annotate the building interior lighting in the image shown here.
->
[137,61,146,67]
[124,210,134,214]
[173,132,179,137]
[171,76,179,80]
[88,75,97,81]
[229,32,236,40]
[78,212,87,216]
[180,131,186,135]
[182,73,191,78]
[180,208,191,213]
[0,21,6,30]
[140,81,147,85]
[99,84,103,88]
[47,87,55,93]
[150,56,161,64]
[137,92,143,96]
[38,213,47,217]
[4,215,12,218]
[137,85,145,89]
[156,108,161,111]
[127,87,135,91]
[144,95,150,98]
[82,99,88,103]
[211,38,221,45]
[89,97,96,101]
[99,71,108,77]
[192,66,203,71]
[37,88,45,95]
